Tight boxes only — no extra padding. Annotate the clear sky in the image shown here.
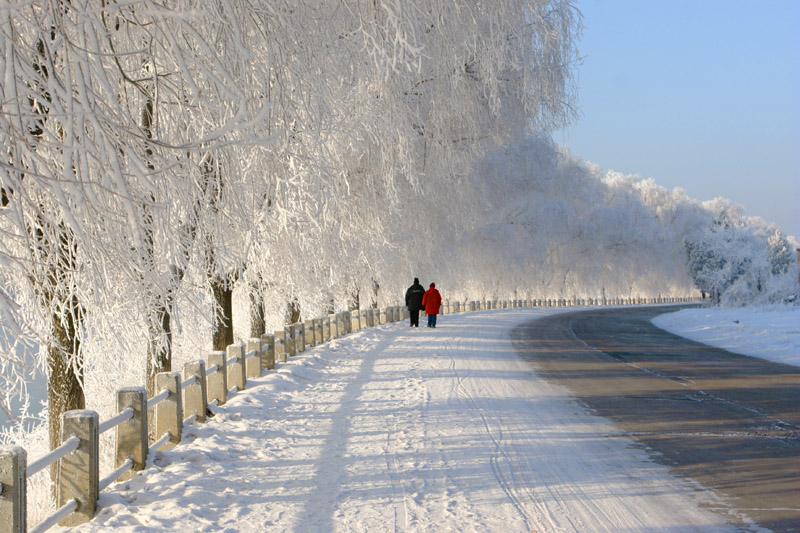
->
[554,0,800,241]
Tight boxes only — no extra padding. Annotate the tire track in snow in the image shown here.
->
[437,317,536,531]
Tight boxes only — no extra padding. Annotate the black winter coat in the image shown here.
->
[405,283,425,311]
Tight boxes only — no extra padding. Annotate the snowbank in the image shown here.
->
[652,305,800,368]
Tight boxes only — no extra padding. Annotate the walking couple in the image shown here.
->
[405,278,441,328]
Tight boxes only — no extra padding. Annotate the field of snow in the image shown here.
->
[55,305,780,532]
[653,305,800,368]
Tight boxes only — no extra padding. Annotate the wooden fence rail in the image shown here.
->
[0,295,698,531]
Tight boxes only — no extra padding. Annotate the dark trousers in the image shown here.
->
[410,309,420,327]
[427,314,437,327]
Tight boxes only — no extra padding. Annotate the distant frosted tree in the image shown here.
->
[767,230,794,275]
[683,204,797,306]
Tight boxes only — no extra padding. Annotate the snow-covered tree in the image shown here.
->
[684,201,798,306]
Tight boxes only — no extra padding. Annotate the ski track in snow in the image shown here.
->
[61,309,749,532]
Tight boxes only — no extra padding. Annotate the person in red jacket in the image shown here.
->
[421,282,442,328]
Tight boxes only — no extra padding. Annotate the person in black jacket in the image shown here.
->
[405,278,425,327]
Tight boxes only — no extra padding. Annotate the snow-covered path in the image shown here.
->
[65,308,742,532]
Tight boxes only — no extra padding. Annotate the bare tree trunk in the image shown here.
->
[249,281,266,337]
[286,298,301,325]
[211,277,234,351]
[145,291,173,397]
[47,295,84,452]
[200,154,235,351]
[33,225,85,483]
[372,279,380,308]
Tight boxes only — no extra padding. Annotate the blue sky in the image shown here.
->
[555,0,800,240]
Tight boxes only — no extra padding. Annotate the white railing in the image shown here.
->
[1,295,700,532]
[25,437,80,478]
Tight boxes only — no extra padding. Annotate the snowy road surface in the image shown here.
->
[63,307,764,532]
[515,306,800,532]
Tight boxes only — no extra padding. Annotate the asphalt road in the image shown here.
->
[511,305,800,532]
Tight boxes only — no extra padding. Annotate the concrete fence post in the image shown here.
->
[227,344,246,391]
[260,334,275,370]
[285,325,297,357]
[206,351,228,406]
[295,323,306,353]
[0,446,26,533]
[155,372,182,449]
[312,318,323,343]
[304,320,314,347]
[57,409,99,527]
[274,330,286,363]
[116,387,147,480]
[336,313,344,335]
[330,314,339,339]
[245,339,263,378]
[184,361,208,423]
[322,316,331,341]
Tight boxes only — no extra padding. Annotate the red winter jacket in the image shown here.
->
[422,284,442,315]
